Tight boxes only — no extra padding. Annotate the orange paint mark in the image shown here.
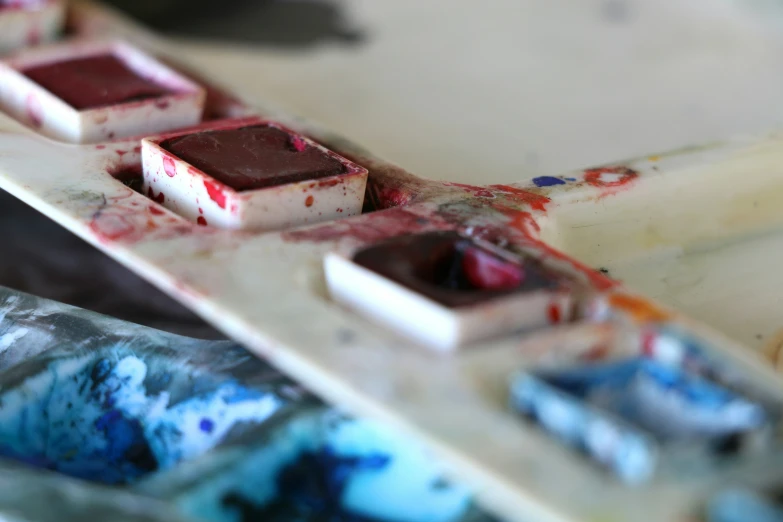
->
[305,195,314,207]
[608,293,670,323]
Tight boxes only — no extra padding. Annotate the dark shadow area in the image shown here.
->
[103,0,366,48]
[0,189,224,340]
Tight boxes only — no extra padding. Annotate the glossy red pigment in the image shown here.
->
[159,125,346,192]
[197,216,208,226]
[203,178,227,209]
[353,231,561,308]
[163,155,177,177]
[461,246,523,290]
[305,195,314,207]
[23,54,172,110]
[583,166,638,187]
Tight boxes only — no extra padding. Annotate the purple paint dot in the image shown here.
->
[532,176,566,187]
[199,418,214,433]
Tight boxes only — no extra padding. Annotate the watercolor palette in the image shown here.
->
[0,2,783,521]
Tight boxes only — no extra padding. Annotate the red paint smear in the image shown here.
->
[283,207,451,244]
[149,206,164,216]
[291,135,307,152]
[89,214,136,242]
[582,344,610,361]
[462,247,522,290]
[155,99,170,110]
[115,150,127,157]
[499,208,618,291]
[25,94,43,128]
[204,178,227,209]
[163,156,177,178]
[197,216,208,226]
[584,166,638,188]
[445,182,495,198]
[548,303,561,324]
[133,145,142,153]
[305,195,314,207]
[198,207,203,214]
[337,208,343,213]
[489,185,551,212]
[96,145,106,150]
[318,178,341,188]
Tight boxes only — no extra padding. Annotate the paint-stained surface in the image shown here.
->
[0,3,783,522]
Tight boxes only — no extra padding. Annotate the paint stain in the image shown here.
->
[197,216,208,226]
[305,195,314,207]
[489,185,551,212]
[290,135,307,152]
[204,179,227,209]
[163,156,177,178]
[532,176,566,188]
[584,166,638,188]
[149,206,164,216]
[548,303,561,324]
[154,99,170,110]
[608,293,670,323]
[445,183,495,198]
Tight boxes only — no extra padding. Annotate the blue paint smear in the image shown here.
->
[532,358,765,441]
[564,177,577,182]
[0,353,283,485]
[532,176,566,187]
[173,410,477,522]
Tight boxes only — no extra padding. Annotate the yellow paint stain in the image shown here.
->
[647,155,660,162]
[608,293,671,323]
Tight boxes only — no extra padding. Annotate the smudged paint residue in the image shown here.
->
[172,409,477,522]
[0,353,282,485]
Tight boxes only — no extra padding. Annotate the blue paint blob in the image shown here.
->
[564,177,577,182]
[199,418,215,433]
[532,176,566,187]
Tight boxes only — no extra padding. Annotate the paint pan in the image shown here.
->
[141,119,368,230]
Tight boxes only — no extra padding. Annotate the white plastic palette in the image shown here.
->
[2,2,783,522]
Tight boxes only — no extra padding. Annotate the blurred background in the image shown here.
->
[100,0,783,185]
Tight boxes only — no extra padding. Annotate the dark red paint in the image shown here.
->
[159,125,346,192]
[197,216,208,226]
[23,54,172,110]
[149,205,164,216]
[353,231,562,308]
[548,303,561,324]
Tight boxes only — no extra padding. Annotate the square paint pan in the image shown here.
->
[0,39,206,143]
[510,349,780,484]
[325,230,577,352]
[141,120,368,230]
[0,1,65,54]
